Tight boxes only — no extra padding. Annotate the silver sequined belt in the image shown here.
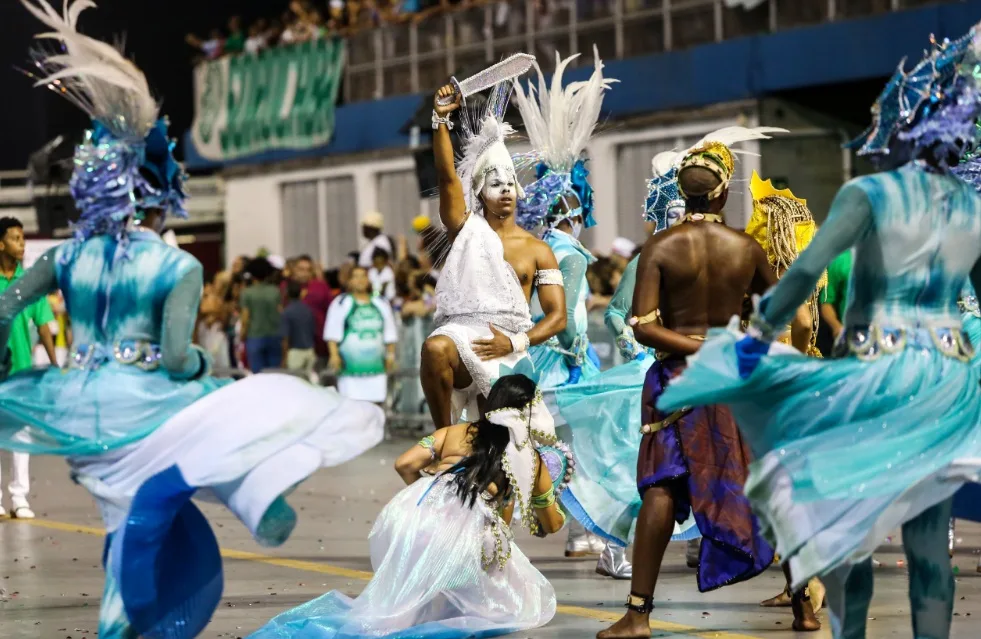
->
[833,324,975,362]
[68,341,163,371]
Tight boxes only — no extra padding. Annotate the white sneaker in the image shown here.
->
[595,543,632,579]
[686,538,701,568]
[11,506,34,520]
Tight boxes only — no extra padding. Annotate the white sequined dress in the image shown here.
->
[430,215,535,420]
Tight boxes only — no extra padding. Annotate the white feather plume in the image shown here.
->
[511,46,617,172]
[651,150,680,178]
[22,0,159,142]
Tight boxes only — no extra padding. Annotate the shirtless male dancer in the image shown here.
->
[421,83,567,428]
[599,129,819,639]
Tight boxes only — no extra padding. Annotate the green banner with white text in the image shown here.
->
[191,39,345,161]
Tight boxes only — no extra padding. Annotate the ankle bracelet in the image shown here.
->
[625,592,654,614]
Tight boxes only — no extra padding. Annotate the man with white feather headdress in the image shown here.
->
[509,48,624,571]
[421,78,567,429]
[597,126,825,638]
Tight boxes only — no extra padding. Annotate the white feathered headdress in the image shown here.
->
[21,0,188,241]
[512,47,616,232]
[23,0,159,142]
[456,83,525,216]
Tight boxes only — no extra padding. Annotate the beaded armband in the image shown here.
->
[530,484,556,509]
[431,111,454,130]
[629,309,661,327]
[534,269,564,287]
[417,435,437,460]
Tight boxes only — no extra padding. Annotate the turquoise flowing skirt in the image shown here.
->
[658,323,981,588]
[954,311,981,523]
[0,362,225,455]
[547,357,699,546]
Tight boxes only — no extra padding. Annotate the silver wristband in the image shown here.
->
[432,111,454,130]
[509,332,530,354]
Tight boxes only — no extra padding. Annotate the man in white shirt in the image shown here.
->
[358,212,394,268]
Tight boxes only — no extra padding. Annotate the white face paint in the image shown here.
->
[480,168,517,217]
[666,203,686,229]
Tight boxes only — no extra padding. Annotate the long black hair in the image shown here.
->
[449,374,538,509]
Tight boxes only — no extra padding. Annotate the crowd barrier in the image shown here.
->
[211,310,620,439]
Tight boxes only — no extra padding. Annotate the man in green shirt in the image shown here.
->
[819,249,853,339]
[0,217,57,519]
[240,257,284,372]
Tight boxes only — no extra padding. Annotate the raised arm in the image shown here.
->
[433,85,468,239]
[0,247,58,372]
[631,240,704,355]
[160,263,210,380]
[756,181,872,331]
[527,243,567,347]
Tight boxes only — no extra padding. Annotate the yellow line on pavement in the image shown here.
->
[14,518,764,638]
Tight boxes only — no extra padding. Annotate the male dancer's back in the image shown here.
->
[600,160,817,637]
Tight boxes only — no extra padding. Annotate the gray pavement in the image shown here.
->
[1,440,980,638]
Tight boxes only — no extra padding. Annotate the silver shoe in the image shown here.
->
[565,521,592,557]
[686,538,701,568]
[596,543,632,579]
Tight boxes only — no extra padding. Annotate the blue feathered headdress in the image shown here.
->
[516,159,595,232]
[848,25,981,167]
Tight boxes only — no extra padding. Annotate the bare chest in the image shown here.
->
[501,239,537,296]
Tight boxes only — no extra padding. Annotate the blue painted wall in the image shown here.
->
[184,0,981,170]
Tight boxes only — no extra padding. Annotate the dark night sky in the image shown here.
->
[0,0,283,171]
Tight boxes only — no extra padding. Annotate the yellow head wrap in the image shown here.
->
[677,141,735,201]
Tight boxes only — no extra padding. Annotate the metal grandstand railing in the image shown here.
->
[342,0,935,103]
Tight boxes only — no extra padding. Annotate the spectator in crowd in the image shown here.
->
[587,255,618,312]
[0,217,57,519]
[369,247,397,301]
[224,16,246,54]
[32,291,70,368]
[325,265,398,404]
[609,236,636,272]
[185,29,225,61]
[412,214,447,272]
[358,212,394,268]
[285,254,334,356]
[197,282,232,369]
[281,279,318,380]
[820,250,852,340]
[245,19,269,55]
[239,257,283,372]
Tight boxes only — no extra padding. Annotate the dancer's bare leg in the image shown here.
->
[420,336,472,429]
[597,485,678,639]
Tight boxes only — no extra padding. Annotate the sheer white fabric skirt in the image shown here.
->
[248,474,556,638]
